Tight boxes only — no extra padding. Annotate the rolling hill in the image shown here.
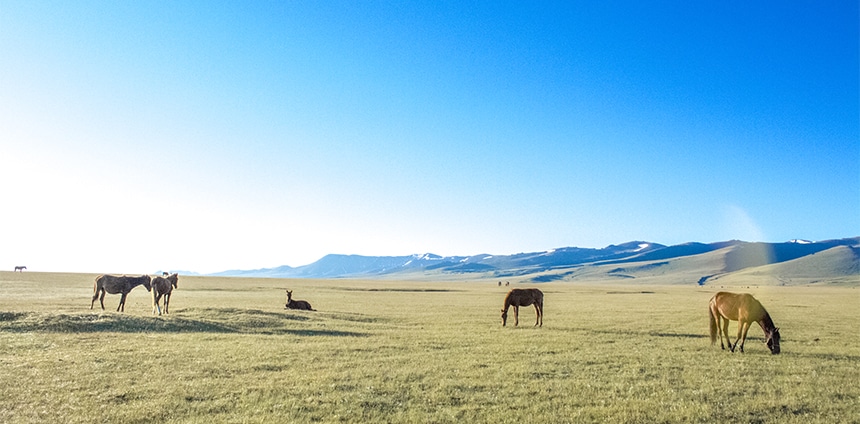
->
[208,237,860,286]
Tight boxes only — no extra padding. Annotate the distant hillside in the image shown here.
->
[207,237,859,286]
[708,245,860,286]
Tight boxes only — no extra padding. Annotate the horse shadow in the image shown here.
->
[0,309,368,337]
[576,326,709,340]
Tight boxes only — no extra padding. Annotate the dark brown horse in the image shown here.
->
[151,273,179,315]
[14,266,26,272]
[709,291,781,354]
[91,274,152,312]
[501,288,543,327]
[285,290,315,311]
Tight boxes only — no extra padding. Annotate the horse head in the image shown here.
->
[765,327,781,354]
[501,309,508,326]
[143,275,153,292]
[169,273,179,288]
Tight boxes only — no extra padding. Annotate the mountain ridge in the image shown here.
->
[207,237,860,285]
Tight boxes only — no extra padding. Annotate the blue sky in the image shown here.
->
[1,1,858,274]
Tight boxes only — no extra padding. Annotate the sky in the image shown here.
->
[1,1,858,274]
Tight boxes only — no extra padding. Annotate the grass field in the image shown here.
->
[1,271,858,423]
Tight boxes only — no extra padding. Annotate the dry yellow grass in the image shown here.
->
[1,271,858,423]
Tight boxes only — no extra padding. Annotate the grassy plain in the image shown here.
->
[0,271,858,423]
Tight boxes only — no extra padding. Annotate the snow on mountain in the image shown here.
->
[206,237,860,280]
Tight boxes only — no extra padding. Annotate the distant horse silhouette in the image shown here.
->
[151,273,179,315]
[709,291,781,354]
[501,288,543,327]
[14,266,26,272]
[91,275,152,312]
[285,290,315,311]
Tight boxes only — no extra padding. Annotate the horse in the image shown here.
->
[501,288,543,327]
[91,274,152,312]
[709,291,781,354]
[14,266,26,272]
[285,290,315,311]
[151,273,179,315]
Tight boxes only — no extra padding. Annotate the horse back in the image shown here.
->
[97,274,151,294]
[506,288,543,306]
[712,291,764,321]
[152,276,174,295]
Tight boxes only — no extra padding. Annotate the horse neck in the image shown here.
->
[121,281,137,294]
[758,312,776,332]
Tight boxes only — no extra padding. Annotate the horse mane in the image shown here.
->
[502,291,514,310]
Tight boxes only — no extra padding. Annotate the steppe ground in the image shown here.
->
[0,271,858,423]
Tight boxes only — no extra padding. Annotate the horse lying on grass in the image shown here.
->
[285,290,315,311]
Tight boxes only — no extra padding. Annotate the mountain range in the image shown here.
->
[208,237,860,286]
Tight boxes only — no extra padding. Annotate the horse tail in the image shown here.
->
[708,301,718,345]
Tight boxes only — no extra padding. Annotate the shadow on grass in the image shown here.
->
[0,310,368,337]
[576,326,709,340]
[333,287,462,293]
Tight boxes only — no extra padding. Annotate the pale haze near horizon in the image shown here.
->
[1,2,858,274]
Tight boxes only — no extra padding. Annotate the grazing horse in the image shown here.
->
[285,290,315,311]
[14,266,26,272]
[151,273,179,315]
[709,291,781,354]
[91,275,152,312]
[501,288,543,327]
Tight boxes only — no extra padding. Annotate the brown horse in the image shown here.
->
[501,288,543,327]
[151,273,179,315]
[285,290,315,311]
[14,266,26,272]
[91,274,152,312]
[709,291,781,354]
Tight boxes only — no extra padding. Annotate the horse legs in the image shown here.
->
[117,292,128,312]
[534,302,543,327]
[164,293,170,314]
[720,317,730,351]
[737,321,752,353]
[91,288,102,310]
[153,293,162,315]
[513,305,519,326]
[729,319,748,353]
[98,290,107,310]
